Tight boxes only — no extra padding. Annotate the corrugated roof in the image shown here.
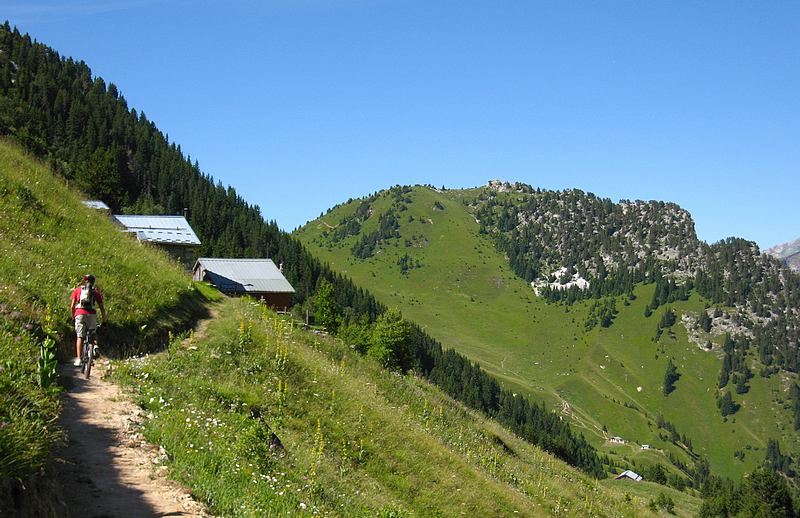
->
[195,258,295,293]
[113,215,201,246]
[83,200,110,210]
[615,470,643,481]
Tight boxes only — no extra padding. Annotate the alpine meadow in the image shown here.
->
[1,9,799,518]
[295,182,800,514]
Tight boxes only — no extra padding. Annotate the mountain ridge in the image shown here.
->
[295,180,800,488]
[767,236,800,272]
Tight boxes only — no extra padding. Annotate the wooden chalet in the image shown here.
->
[192,258,295,310]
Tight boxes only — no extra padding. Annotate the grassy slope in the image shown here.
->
[295,185,797,480]
[0,138,209,350]
[114,296,697,517]
[0,139,208,510]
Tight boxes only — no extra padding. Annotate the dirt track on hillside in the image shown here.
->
[56,362,209,517]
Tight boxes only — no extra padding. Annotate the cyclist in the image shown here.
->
[69,274,107,367]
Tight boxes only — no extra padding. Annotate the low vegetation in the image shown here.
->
[312,282,605,478]
[113,296,691,516]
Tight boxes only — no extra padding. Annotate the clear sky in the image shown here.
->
[4,1,798,248]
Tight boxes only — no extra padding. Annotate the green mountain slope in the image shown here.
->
[113,296,699,516]
[0,139,210,513]
[295,184,799,482]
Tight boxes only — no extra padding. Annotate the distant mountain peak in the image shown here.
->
[486,179,527,193]
[766,237,800,271]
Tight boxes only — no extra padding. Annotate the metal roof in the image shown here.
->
[83,200,110,210]
[195,258,295,294]
[113,215,201,246]
[615,470,643,481]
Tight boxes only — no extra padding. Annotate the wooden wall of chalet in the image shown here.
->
[253,291,292,311]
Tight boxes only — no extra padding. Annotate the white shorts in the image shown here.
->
[75,314,97,339]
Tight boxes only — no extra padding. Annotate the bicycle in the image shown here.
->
[81,323,100,379]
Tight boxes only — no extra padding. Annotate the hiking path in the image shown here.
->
[56,359,210,517]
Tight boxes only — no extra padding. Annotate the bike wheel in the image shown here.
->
[83,343,93,379]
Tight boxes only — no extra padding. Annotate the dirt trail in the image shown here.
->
[57,362,209,518]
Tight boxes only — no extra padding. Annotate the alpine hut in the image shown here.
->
[193,258,295,310]
[113,214,201,267]
[614,470,643,482]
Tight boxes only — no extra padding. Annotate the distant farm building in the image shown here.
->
[615,470,643,482]
[609,436,626,445]
[113,215,201,267]
[193,258,295,309]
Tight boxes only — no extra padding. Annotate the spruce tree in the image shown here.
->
[717,392,737,417]
[663,358,680,396]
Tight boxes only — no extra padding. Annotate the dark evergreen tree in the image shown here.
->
[739,468,796,518]
[790,383,800,431]
[699,476,740,517]
[718,353,732,389]
[663,358,680,396]
[698,309,713,333]
[659,307,677,329]
[764,438,793,475]
[717,392,737,417]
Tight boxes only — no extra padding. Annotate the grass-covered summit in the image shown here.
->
[295,183,800,486]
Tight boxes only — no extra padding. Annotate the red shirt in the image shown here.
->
[71,286,103,316]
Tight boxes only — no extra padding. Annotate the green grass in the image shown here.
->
[0,139,208,510]
[113,296,699,516]
[601,479,701,517]
[295,185,797,481]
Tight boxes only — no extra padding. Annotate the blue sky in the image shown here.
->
[4,1,798,248]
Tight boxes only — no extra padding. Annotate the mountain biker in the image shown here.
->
[69,274,107,367]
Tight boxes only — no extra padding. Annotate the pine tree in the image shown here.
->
[718,353,732,388]
[739,468,795,517]
[663,358,680,396]
[659,307,677,329]
[698,309,712,333]
[717,392,737,417]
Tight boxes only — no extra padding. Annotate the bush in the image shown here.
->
[649,492,675,514]
[337,321,372,355]
[369,309,413,371]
